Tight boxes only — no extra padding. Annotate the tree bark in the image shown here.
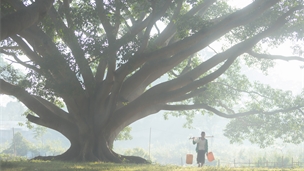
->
[31,126,149,163]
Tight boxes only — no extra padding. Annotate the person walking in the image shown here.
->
[191,131,208,167]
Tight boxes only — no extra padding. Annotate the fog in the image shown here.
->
[0,47,303,165]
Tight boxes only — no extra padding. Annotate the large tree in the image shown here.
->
[1,0,304,162]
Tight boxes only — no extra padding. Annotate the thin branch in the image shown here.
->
[113,0,122,36]
[0,49,40,72]
[154,23,160,35]
[169,70,179,78]
[168,87,207,102]
[180,56,193,75]
[18,26,87,102]
[139,0,173,53]
[63,0,74,28]
[119,5,288,103]
[0,79,56,119]
[116,0,281,81]
[0,46,21,50]
[217,100,235,114]
[123,6,136,24]
[160,104,304,118]
[247,50,304,62]
[213,81,270,99]
[154,0,217,47]
[95,0,115,42]
[0,79,73,124]
[95,59,107,83]
[143,4,297,102]
[208,45,218,54]
[138,21,154,53]
[48,7,95,94]
[164,54,238,101]
[11,35,42,63]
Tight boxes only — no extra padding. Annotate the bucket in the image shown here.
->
[186,154,193,164]
[207,152,215,162]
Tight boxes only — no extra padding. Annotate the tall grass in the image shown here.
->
[0,161,303,171]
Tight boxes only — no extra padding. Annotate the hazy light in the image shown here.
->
[228,0,253,9]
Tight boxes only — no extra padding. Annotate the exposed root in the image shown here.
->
[31,154,150,164]
[31,155,56,161]
[121,155,150,164]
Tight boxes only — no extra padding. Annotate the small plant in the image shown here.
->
[0,153,27,161]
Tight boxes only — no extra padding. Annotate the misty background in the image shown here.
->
[1,47,303,166]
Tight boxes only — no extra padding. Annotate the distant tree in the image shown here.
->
[0,101,26,121]
[2,132,32,156]
[115,126,132,141]
[0,0,304,163]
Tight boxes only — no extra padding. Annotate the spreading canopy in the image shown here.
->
[0,0,304,162]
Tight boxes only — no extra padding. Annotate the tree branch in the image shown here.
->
[48,7,95,95]
[0,0,54,40]
[11,35,43,64]
[0,46,21,50]
[168,87,207,102]
[118,0,281,101]
[0,79,75,124]
[213,81,270,99]
[154,0,217,47]
[18,26,86,98]
[0,79,57,119]
[33,96,75,123]
[116,0,281,81]
[26,114,79,141]
[113,0,122,36]
[160,104,304,118]
[0,49,40,72]
[62,0,74,28]
[247,50,304,62]
[95,0,115,42]
[146,4,298,102]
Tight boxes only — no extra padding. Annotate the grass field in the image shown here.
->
[0,161,304,171]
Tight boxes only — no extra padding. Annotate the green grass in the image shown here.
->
[0,161,303,171]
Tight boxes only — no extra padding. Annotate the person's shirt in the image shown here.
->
[194,137,207,151]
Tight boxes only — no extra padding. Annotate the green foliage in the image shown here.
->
[0,131,65,158]
[115,126,133,141]
[31,140,66,156]
[223,86,304,147]
[0,56,24,85]
[0,154,27,162]
[166,53,304,147]
[1,132,34,156]
[33,126,47,140]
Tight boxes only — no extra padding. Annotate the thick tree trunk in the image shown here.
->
[32,126,149,164]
